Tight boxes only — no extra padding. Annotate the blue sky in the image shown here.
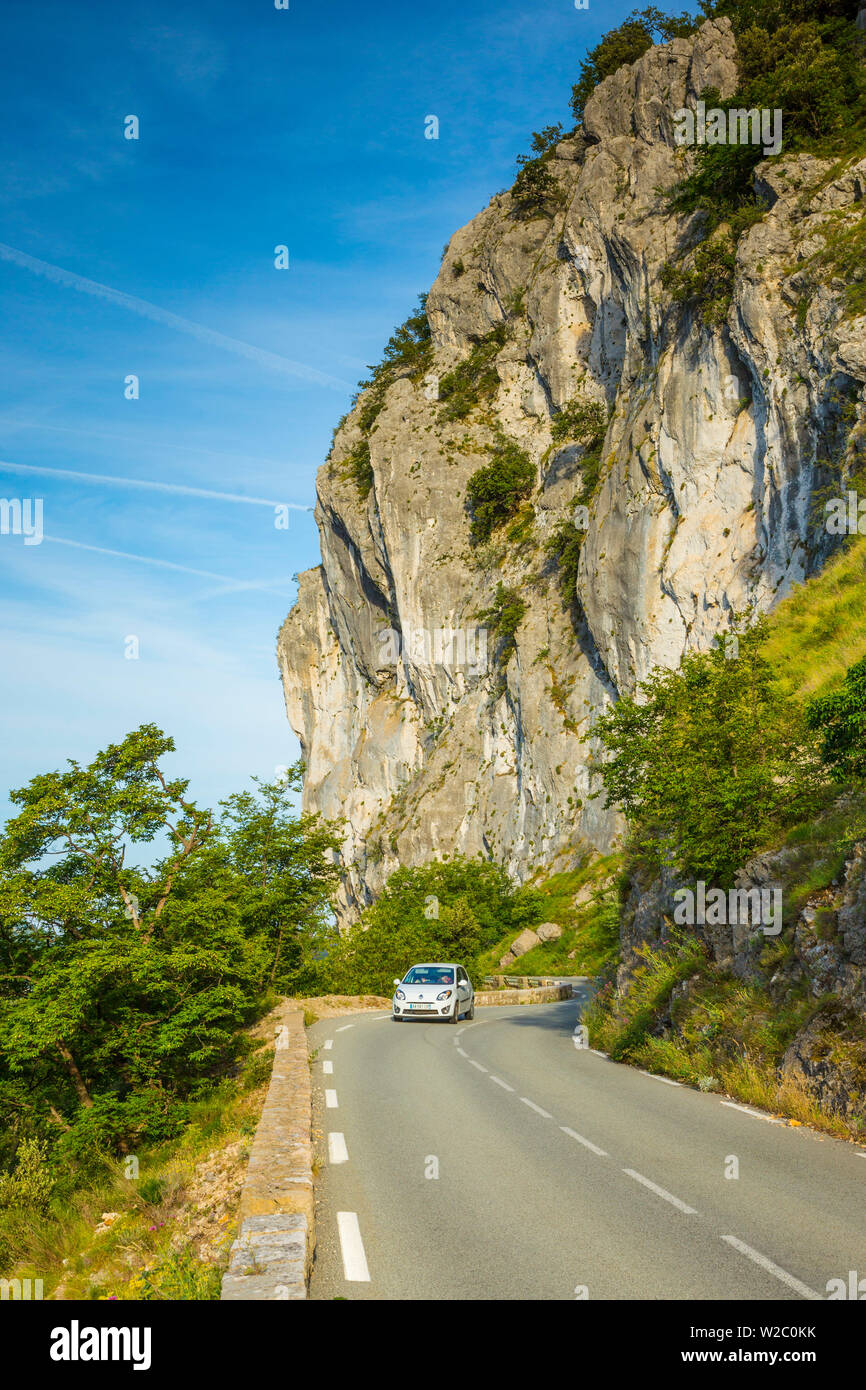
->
[0,0,636,827]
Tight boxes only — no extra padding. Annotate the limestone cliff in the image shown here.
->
[278,17,866,923]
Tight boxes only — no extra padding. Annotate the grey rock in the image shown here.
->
[278,18,866,925]
[509,928,542,959]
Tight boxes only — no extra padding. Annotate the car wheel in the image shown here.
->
[450,1001,460,1024]
[392,1013,402,1022]
[467,999,475,1020]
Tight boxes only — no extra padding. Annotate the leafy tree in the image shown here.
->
[323,858,543,995]
[0,730,338,1168]
[215,766,341,992]
[805,655,866,781]
[589,623,822,882]
[668,6,865,226]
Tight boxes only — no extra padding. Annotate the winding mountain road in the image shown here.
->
[306,993,866,1301]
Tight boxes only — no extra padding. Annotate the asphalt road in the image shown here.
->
[307,991,866,1301]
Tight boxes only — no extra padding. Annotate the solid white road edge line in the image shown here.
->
[337,1212,371,1282]
[328,1132,349,1164]
[639,1069,682,1086]
[560,1126,608,1157]
[623,1168,697,1214]
[721,1101,785,1125]
[720,1235,822,1301]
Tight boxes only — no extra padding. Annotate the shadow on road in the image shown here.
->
[475,998,582,1039]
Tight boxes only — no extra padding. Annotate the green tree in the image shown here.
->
[0,729,338,1166]
[323,858,542,996]
[215,767,341,992]
[589,623,821,882]
[805,655,866,781]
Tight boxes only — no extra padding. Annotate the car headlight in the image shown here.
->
[436,989,453,1000]
[395,989,405,1000]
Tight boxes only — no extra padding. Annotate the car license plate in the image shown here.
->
[408,1002,433,1010]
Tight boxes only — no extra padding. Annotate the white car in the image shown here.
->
[392,962,474,1023]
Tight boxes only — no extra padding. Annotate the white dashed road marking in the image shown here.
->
[323,1060,333,1074]
[323,1039,333,1050]
[721,1235,822,1301]
[623,1168,697,1214]
[336,1024,354,1033]
[520,1098,552,1119]
[468,1059,487,1072]
[325,1089,338,1108]
[489,1075,515,1092]
[456,1046,469,1057]
[337,1212,371,1282]
[328,1132,349,1164]
[560,1127,608,1157]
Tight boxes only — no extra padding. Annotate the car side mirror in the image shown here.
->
[393,978,401,987]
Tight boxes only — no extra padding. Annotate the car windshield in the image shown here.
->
[403,967,455,985]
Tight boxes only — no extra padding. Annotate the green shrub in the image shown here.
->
[550,397,607,447]
[439,323,510,421]
[661,231,738,326]
[345,437,374,498]
[466,434,535,544]
[137,1176,167,1206]
[545,517,585,601]
[475,582,527,672]
[667,10,866,230]
[0,1138,54,1213]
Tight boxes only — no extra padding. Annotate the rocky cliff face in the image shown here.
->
[278,17,866,924]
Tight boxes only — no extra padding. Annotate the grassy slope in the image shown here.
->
[0,1038,274,1300]
[762,536,866,698]
[581,538,866,1138]
[474,854,621,981]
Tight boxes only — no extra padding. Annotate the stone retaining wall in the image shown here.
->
[474,983,573,1006]
[221,1002,313,1301]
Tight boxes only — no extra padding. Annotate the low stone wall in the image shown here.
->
[221,1002,313,1301]
[474,983,573,1006]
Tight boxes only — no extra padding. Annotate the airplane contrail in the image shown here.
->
[43,535,295,595]
[0,416,302,474]
[0,459,313,509]
[0,240,353,392]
